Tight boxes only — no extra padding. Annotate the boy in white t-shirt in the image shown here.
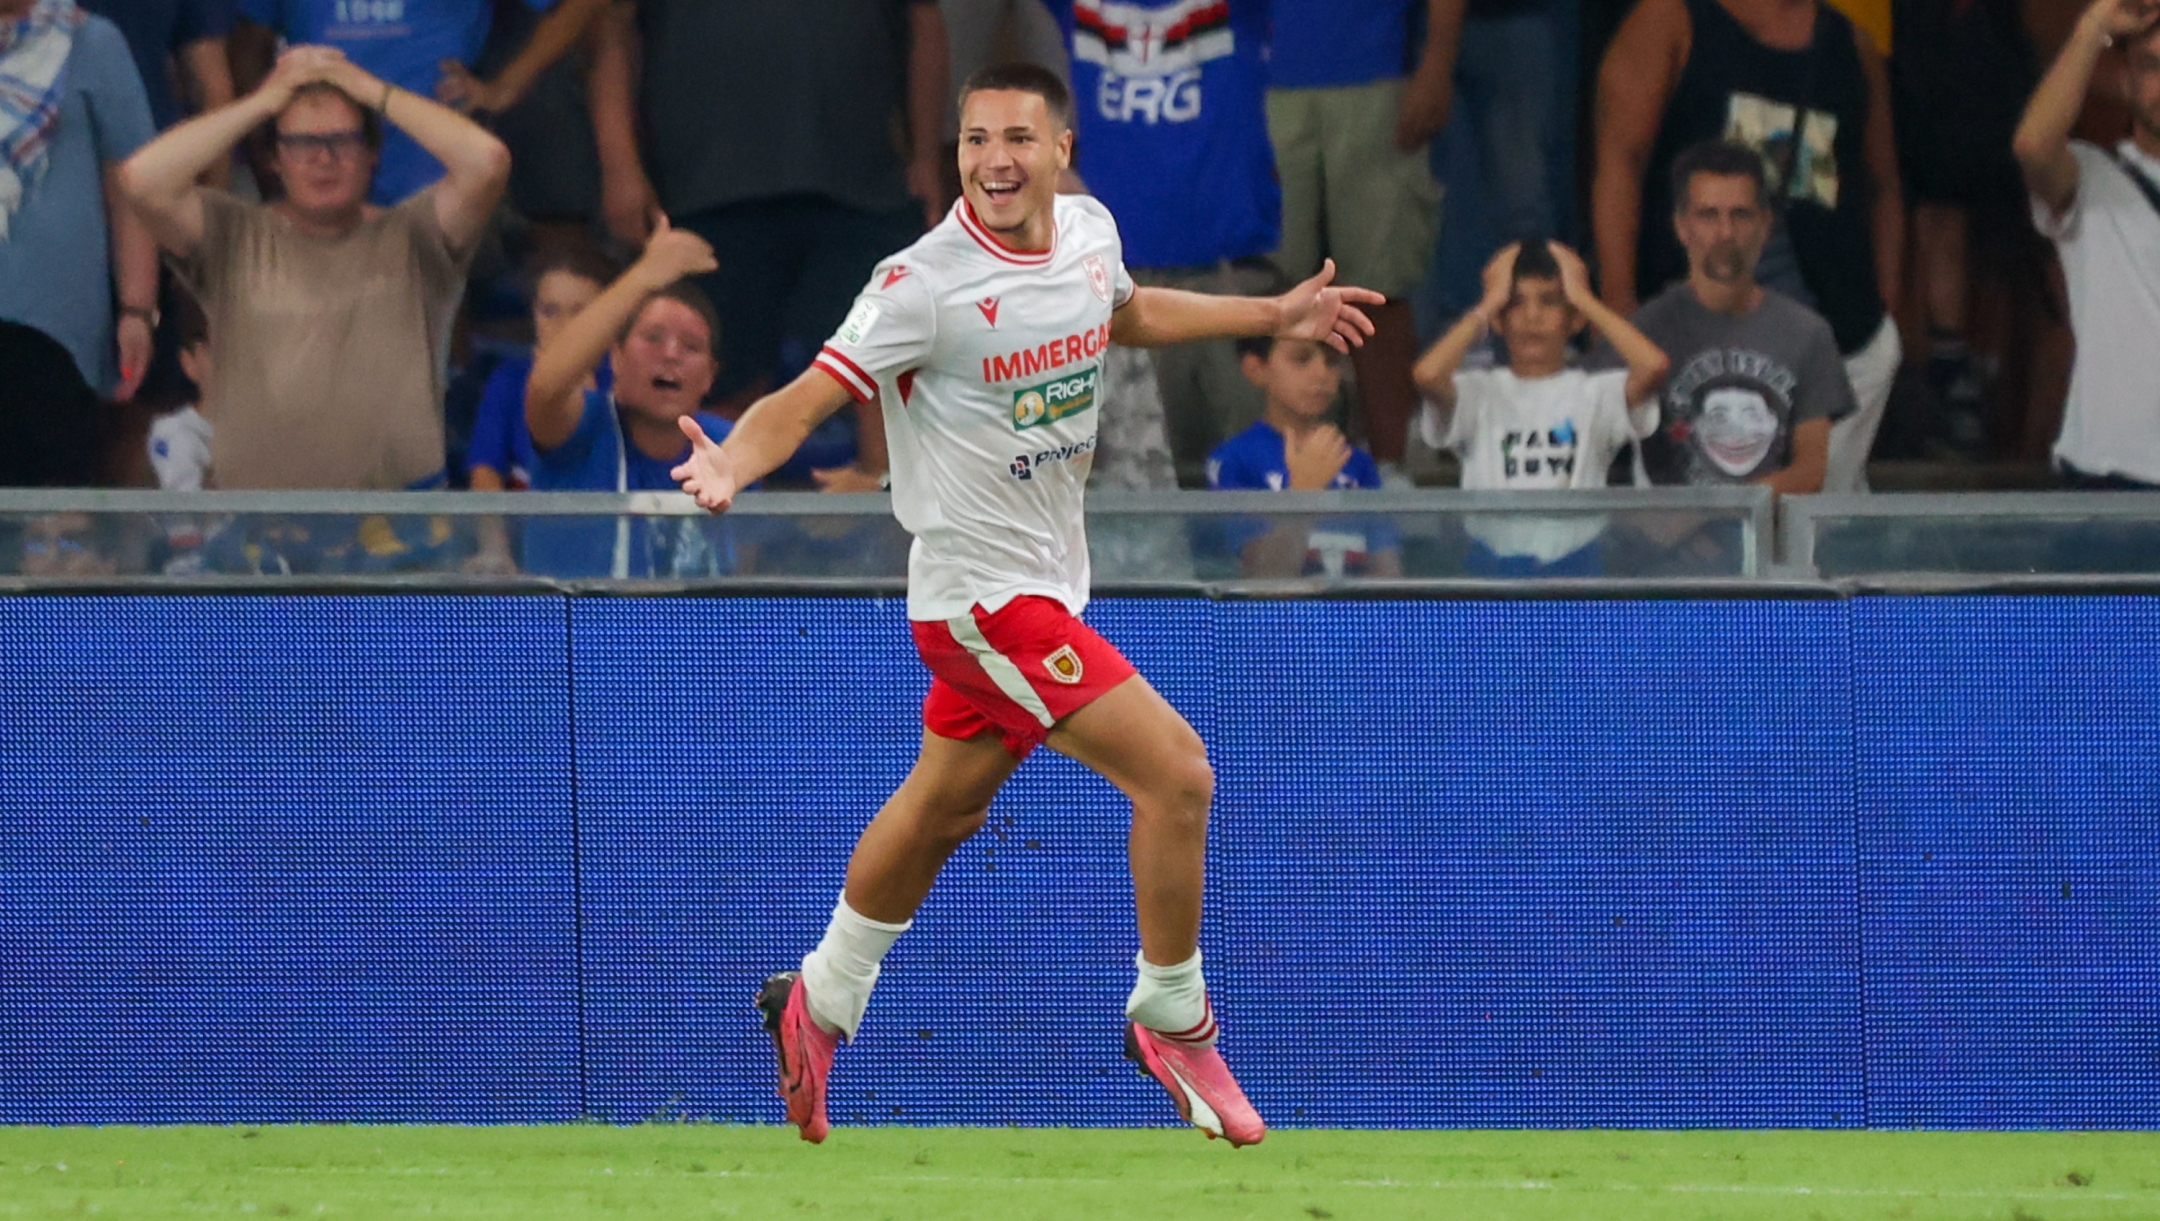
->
[1413,240,1669,574]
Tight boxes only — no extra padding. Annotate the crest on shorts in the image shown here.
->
[1083,254,1111,303]
[1043,644,1085,685]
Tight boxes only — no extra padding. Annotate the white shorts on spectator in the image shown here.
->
[1824,317,1902,494]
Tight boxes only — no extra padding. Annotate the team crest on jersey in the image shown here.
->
[837,299,881,345]
[1083,254,1111,303]
[1043,645,1085,685]
[1012,367,1099,430]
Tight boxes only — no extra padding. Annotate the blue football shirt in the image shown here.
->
[523,389,738,578]
[1206,421,1398,575]
[1055,0,1279,268]
[467,352,612,488]
[1267,0,1415,89]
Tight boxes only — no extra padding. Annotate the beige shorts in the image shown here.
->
[1267,78,1444,300]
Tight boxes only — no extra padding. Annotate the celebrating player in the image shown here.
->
[671,64,1382,1146]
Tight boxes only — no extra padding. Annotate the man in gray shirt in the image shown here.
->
[1629,139,1854,493]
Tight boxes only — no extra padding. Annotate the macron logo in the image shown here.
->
[881,266,910,290]
[977,297,1001,327]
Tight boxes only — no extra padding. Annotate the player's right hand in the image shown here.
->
[672,416,741,513]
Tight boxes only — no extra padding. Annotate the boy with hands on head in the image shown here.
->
[1414,240,1670,574]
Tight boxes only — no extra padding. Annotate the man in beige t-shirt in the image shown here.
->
[119,45,510,489]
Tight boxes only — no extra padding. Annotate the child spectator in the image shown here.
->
[1206,336,1402,578]
[147,293,214,491]
[1413,241,1669,576]
[467,249,615,491]
[521,217,739,578]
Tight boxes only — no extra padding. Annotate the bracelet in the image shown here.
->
[378,80,394,116]
[118,304,159,327]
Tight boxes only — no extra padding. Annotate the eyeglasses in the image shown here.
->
[276,130,369,161]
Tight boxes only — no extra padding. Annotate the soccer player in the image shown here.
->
[670,63,1382,1147]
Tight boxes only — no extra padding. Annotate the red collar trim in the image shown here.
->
[958,198,1055,266]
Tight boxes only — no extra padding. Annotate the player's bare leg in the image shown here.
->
[1048,675,1267,1146]
[844,730,1025,922]
[760,729,1020,1142]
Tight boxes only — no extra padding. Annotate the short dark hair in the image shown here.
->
[536,247,619,292]
[1510,240,1561,285]
[1235,335,1274,361]
[278,82,384,152]
[1670,139,1768,212]
[621,280,724,357]
[959,62,1075,130]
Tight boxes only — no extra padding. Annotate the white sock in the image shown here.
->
[798,895,909,1040]
[1125,950,1216,1048]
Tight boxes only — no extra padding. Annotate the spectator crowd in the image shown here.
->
[2,0,2157,576]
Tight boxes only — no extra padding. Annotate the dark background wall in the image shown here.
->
[1,594,2152,1127]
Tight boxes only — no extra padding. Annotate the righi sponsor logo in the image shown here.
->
[982,322,1112,383]
[1012,367,1099,431]
[1009,436,1099,479]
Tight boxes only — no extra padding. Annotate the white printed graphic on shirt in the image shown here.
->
[1075,0,1235,126]
[813,194,1138,621]
[1696,387,1779,477]
[1430,367,1656,562]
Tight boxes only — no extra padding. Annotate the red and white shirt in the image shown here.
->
[815,195,1137,621]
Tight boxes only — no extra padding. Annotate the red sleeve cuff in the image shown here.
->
[814,347,878,403]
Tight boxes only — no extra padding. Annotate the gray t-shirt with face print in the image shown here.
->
[1627,284,1855,486]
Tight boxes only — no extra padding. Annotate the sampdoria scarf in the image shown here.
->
[0,0,85,241]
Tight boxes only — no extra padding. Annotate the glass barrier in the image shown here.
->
[0,488,1772,584]
[1783,493,2160,578]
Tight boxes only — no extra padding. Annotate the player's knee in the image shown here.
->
[1143,748,1214,829]
[925,803,992,848]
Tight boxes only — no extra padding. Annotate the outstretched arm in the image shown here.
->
[673,370,857,512]
[528,216,716,449]
[1552,241,1669,406]
[1111,257,1384,351]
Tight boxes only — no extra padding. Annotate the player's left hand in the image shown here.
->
[1275,258,1385,353]
[671,415,743,513]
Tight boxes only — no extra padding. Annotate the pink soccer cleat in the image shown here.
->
[756,972,837,1143]
[1125,1021,1267,1146]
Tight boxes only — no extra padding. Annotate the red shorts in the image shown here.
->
[911,595,1138,759]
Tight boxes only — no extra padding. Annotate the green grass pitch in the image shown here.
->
[5,1127,2160,1219]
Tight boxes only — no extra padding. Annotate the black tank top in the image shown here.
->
[1636,0,1885,353]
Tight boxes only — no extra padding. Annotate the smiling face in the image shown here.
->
[273,87,376,222]
[611,295,717,424]
[957,87,1073,242]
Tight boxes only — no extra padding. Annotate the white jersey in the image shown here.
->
[814,195,1136,621]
